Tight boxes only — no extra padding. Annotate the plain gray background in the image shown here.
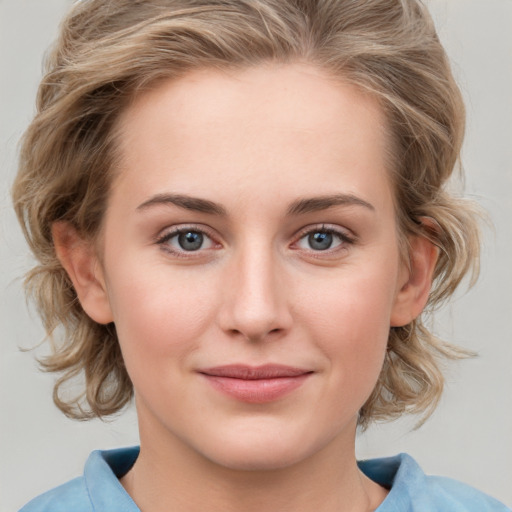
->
[1,0,511,510]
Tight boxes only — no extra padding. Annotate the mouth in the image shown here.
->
[198,364,313,403]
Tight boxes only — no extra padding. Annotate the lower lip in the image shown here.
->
[201,374,311,403]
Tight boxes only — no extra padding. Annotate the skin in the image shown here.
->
[54,63,437,512]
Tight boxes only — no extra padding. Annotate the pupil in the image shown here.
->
[178,231,203,251]
[309,232,332,250]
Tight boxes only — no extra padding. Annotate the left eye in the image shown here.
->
[163,229,215,252]
[296,229,347,251]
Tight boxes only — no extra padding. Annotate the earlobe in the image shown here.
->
[390,233,439,327]
[52,221,114,325]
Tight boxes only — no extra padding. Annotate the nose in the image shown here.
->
[218,244,293,342]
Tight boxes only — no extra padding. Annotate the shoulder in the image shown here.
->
[18,447,140,512]
[359,453,510,512]
[425,475,511,512]
[19,477,92,512]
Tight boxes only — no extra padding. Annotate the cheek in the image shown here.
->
[298,265,397,379]
[105,264,219,367]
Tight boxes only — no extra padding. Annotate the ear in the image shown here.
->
[52,221,114,325]
[390,231,439,327]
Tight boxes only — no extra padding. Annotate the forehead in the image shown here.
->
[112,63,393,215]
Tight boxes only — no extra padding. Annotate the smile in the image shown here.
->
[198,364,313,403]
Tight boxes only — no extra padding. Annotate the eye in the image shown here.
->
[156,226,217,255]
[304,231,336,251]
[173,231,208,251]
[295,226,354,252]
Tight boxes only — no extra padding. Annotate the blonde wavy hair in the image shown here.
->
[13,0,480,427]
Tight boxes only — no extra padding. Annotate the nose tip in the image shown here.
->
[225,300,286,342]
[218,254,292,342]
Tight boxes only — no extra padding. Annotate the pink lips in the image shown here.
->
[199,364,312,403]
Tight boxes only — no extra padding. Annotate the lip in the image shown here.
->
[198,364,313,403]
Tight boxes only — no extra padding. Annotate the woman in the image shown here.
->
[11,0,510,510]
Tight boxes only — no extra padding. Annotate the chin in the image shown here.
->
[198,427,334,472]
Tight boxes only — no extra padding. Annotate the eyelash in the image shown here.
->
[154,223,356,258]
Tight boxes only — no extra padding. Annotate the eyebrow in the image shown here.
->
[136,193,227,216]
[136,192,374,216]
[286,194,375,215]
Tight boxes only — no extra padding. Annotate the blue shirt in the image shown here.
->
[20,447,510,511]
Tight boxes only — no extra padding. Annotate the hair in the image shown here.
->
[13,0,481,427]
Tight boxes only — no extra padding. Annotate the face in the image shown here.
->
[83,64,415,470]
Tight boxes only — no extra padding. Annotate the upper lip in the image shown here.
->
[198,364,312,380]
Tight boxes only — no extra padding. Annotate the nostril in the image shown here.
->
[226,326,284,342]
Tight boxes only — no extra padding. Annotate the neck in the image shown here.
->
[121,418,387,512]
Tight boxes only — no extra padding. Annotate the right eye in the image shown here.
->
[156,226,218,257]
[171,231,210,251]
